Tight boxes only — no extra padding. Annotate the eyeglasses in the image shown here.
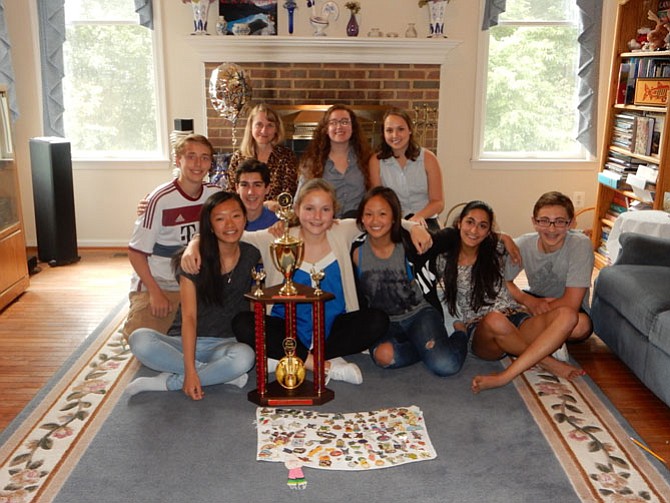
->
[327,118,351,127]
[533,218,571,229]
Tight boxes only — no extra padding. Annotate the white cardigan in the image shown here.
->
[241,219,362,313]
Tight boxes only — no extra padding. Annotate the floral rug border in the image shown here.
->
[510,358,670,502]
[0,302,138,503]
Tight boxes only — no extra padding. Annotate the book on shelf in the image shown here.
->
[598,170,624,189]
[633,116,655,156]
[603,211,619,226]
[635,58,670,78]
[609,202,627,215]
[611,192,630,209]
[650,113,665,156]
[616,63,630,104]
[636,163,659,184]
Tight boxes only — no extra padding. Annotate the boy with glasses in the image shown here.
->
[505,191,594,344]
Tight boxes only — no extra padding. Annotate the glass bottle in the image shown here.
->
[405,23,417,38]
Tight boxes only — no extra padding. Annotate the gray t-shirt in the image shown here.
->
[505,231,594,311]
[357,240,426,318]
[168,242,260,338]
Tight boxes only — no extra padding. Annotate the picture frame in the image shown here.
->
[219,0,278,36]
[633,78,670,106]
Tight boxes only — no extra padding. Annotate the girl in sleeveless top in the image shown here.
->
[369,108,444,231]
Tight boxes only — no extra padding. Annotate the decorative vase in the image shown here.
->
[310,16,329,36]
[405,22,417,38]
[284,1,297,34]
[190,0,211,35]
[346,12,359,37]
[216,16,227,35]
[427,0,447,38]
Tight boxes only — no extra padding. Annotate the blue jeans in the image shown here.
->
[369,305,468,377]
[129,329,255,391]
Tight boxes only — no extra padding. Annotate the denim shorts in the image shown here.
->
[466,310,531,357]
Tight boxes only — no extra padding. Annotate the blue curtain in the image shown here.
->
[481,0,602,156]
[576,0,602,156]
[482,0,506,30]
[37,0,66,137]
[0,0,18,120]
[134,0,154,29]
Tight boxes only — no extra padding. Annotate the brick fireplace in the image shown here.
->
[188,37,460,154]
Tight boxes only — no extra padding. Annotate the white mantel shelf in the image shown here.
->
[186,36,462,65]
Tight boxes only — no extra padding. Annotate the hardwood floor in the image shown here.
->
[1,249,669,468]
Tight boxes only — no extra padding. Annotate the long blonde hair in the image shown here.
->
[239,104,286,158]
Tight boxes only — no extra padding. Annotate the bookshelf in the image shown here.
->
[0,86,29,310]
[593,0,670,268]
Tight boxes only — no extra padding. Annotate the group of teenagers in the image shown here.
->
[123,103,594,401]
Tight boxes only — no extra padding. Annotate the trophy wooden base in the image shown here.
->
[245,283,335,407]
[248,379,334,406]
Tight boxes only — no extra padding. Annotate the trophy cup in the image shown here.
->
[270,193,304,296]
[310,267,325,296]
[275,338,306,390]
[251,266,266,297]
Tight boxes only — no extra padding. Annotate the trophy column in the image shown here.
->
[245,283,335,406]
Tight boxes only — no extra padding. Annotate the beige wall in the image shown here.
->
[7,1,614,247]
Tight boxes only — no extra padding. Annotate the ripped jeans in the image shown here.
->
[370,305,468,377]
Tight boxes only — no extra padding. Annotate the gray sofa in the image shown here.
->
[591,232,670,407]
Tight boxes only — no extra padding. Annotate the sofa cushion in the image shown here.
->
[650,310,670,357]
[594,265,670,339]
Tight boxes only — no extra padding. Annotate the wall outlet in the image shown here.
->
[572,191,585,209]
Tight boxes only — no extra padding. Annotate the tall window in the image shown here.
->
[479,0,584,160]
[63,1,161,159]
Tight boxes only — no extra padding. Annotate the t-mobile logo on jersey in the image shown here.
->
[181,224,198,244]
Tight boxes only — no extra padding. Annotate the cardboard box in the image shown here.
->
[634,78,670,106]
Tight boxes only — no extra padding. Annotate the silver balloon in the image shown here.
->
[209,63,252,126]
[209,63,252,149]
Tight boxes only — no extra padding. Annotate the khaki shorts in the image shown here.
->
[122,290,181,340]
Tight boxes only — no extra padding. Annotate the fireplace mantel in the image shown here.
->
[186,36,462,64]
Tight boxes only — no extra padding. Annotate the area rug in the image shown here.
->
[1,300,669,502]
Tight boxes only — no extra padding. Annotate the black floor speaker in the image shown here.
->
[29,137,80,266]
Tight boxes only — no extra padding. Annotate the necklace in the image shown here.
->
[221,248,240,284]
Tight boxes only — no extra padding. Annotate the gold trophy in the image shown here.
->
[275,338,306,390]
[270,193,304,296]
[310,267,325,296]
[251,266,266,297]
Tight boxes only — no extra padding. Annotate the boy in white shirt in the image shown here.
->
[123,134,220,340]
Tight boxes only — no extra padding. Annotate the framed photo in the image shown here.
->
[219,0,277,35]
[634,78,670,106]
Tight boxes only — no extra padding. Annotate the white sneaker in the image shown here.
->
[267,358,279,374]
[326,359,363,385]
[551,343,570,362]
[226,373,248,389]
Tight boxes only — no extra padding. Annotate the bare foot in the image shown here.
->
[453,320,466,333]
[539,357,586,381]
[471,372,511,394]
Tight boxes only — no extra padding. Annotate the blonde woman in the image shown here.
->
[226,103,298,199]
